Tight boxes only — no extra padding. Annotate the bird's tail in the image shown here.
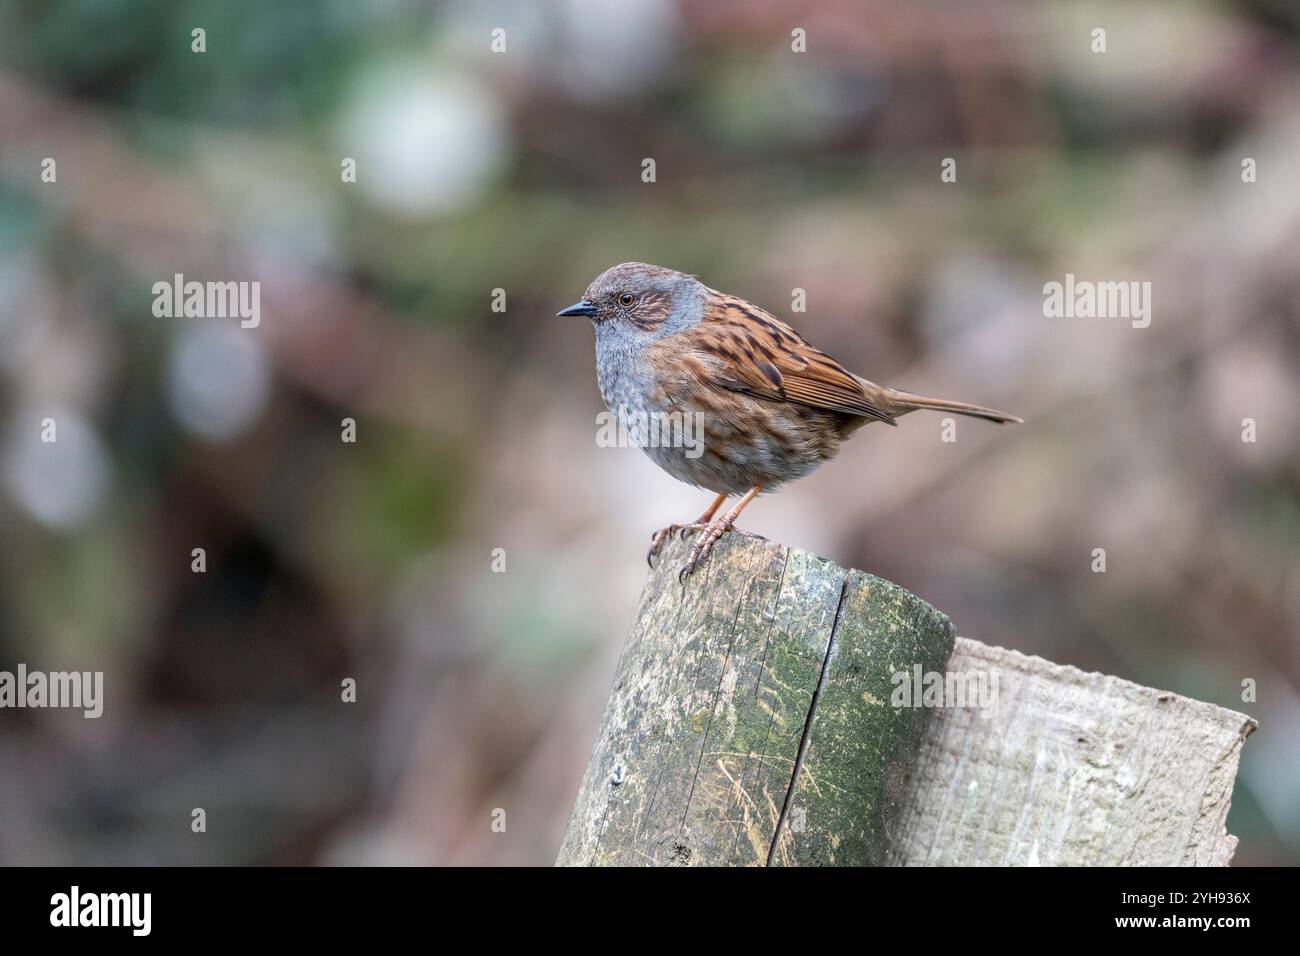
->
[884,387,1023,424]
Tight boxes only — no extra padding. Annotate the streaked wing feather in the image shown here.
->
[676,295,896,425]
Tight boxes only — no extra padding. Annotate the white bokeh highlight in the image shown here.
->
[167,323,271,441]
[335,61,509,218]
[3,405,110,530]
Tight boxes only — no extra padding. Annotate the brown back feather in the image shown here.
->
[678,293,897,426]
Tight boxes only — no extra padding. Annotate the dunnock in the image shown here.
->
[559,262,1021,580]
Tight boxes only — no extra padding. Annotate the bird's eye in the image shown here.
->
[619,292,636,306]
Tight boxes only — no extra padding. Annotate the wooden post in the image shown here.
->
[557,533,1255,866]
[557,531,954,866]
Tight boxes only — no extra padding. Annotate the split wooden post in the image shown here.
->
[557,533,1255,866]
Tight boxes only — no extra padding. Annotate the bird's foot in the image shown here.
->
[647,524,709,567]
[677,518,739,583]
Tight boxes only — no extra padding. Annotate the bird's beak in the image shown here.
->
[556,300,598,317]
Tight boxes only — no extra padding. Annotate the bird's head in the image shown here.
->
[557,262,703,337]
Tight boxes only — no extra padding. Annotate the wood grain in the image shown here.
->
[887,639,1255,866]
[557,534,1254,866]
[557,531,953,866]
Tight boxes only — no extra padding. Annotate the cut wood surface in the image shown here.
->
[557,533,1255,866]
[888,639,1256,866]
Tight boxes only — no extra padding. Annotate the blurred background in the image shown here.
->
[0,0,1296,865]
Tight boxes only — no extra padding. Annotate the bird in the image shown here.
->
[558,262,1022,581]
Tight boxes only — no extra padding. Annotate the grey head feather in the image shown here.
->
[583,262,705,418]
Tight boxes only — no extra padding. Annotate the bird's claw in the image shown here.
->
[649,523,716,567]
[676,519,733,584]
[648,524,688,566]
[647,527,671,567]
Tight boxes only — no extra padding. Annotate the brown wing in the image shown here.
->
[663,293,897,426]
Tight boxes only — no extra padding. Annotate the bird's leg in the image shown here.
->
[647,493,727,567]
[678,485,763,582]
